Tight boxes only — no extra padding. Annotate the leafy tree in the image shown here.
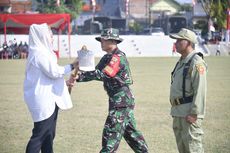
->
[36,0,83,20]
[129,21,142,34]
[199,0,229,30]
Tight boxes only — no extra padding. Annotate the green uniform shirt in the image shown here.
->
[170,51,207,118]
[77,48,134,110]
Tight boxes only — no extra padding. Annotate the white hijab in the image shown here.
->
[26,23,57,69]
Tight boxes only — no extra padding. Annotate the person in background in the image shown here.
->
[21,42,29,59]
[68,28,148,153]
[169,28,207,153]
[216,41,221,56]
[24,23,77,153]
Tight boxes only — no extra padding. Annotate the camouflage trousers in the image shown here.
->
[100,107,148,153]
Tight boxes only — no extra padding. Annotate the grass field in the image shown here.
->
[0,56,230,153]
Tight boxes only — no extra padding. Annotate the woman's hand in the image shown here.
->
[71,58,79,70]
[66,74,78,87]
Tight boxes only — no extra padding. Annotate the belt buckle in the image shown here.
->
[170,98,181,106]
[174,98,181,105]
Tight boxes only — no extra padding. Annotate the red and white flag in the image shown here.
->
[227,8,230,30]
[56,0,60,6]
[126,0,130,15]
[92,0,96,6]
[192,0,196,6]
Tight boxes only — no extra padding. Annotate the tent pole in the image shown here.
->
[58,29,60,54]
[4,23,6,44]
[68,21,71,59]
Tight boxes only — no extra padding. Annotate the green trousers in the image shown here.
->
[100,108,148,153]
[173,117,204,153]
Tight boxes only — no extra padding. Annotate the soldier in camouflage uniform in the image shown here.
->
[72,28,148,153]
[169,28,207,153]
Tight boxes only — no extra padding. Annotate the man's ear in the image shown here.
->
[187,41,194,48]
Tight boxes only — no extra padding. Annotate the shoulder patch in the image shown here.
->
[196,64,205,75]
[110,55,119,64]
[103,54,120,77]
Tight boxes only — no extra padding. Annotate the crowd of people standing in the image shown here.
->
[0,39,28,59]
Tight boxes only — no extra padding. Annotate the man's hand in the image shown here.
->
[185,114,197,124]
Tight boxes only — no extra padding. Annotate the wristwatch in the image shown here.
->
[70,64,74,70]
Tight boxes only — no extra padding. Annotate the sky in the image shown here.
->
[175,0,192,4]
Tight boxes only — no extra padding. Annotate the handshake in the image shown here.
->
[66,45,95,93]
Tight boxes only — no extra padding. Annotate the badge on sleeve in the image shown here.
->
[103,54,120,77]
[196,64,205,75]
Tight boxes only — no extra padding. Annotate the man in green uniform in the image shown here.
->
[70,28,148,153]
[169,28,207,153]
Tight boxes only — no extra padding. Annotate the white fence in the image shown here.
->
[0,34,207,58]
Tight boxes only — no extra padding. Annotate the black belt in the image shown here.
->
[109,105,135,111]
[170,96,193,106]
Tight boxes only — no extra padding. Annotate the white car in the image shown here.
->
[151,27,165,36]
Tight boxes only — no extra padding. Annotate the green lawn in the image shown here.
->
[0,57,229,153]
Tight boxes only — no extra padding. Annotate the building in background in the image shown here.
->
[0,0,32,14]
[0,0,11,13]
[77,0,190,34]
[1,0,193,35]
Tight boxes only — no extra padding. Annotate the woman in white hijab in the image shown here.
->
[24,23,76,153]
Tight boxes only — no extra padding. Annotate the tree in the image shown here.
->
[199,0,229,30]
[36,0,83,20]
[129,21,142,34]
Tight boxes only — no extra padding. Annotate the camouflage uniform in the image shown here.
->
[77,48,148,153]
